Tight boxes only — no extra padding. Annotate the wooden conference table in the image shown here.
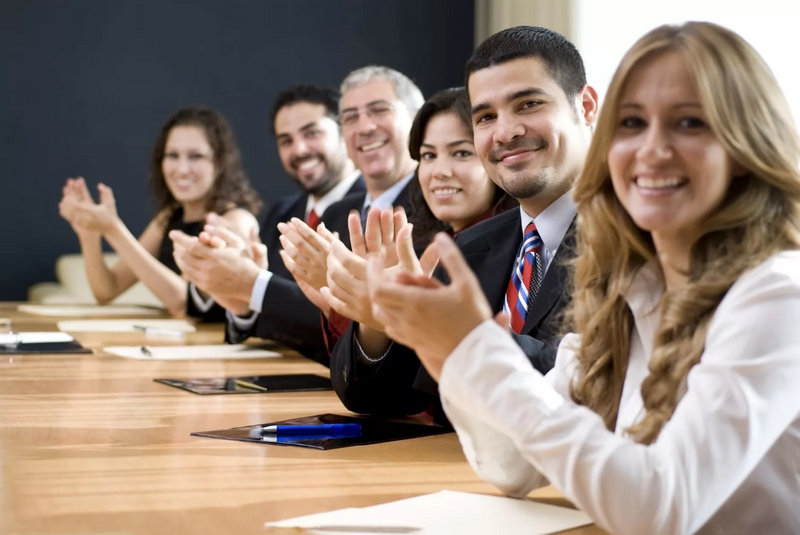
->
[0,303,603,534]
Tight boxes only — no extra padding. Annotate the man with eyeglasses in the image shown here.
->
[336,66,422,220]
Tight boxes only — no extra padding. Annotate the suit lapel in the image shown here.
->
[465,211,522,313]
[521,220,576,334]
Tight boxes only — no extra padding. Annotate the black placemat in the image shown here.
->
[191,413,450,450]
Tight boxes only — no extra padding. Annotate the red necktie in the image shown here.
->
[306,209,320,230]
[504,222,543,334]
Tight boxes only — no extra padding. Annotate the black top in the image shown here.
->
[157,207,205,274]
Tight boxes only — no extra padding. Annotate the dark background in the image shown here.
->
[0,0,474,300]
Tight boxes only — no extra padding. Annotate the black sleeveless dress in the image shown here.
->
[157,207,226,322]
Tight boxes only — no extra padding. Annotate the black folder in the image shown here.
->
[191,413,451,450]
[0,341,91,354]
[154,374,333,395]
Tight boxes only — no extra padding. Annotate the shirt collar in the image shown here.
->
[623,262,664,319]
[519,190,576,257]
[362,172,415,211]
[306,171,361,217]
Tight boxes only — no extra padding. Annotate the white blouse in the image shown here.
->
[439,251,800,535]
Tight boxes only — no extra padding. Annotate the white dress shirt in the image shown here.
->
[513,190,576,274]
[439,251,800,535]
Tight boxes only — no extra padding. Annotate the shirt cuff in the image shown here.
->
[189,283,216,313]
[226,309,259,332]
[353,327,394,364]
[249,270,272,313]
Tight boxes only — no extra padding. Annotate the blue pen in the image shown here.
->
[249,423,361,437]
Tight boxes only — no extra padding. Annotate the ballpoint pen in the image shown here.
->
[133,325,185,338]
[248,423,362,437]
[265,526,419,533]
[234,379,268,392]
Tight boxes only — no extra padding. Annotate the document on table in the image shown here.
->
[265,490,593,534]
[57,319,196,333]
[104,344,283,360]
[18,305,162,317]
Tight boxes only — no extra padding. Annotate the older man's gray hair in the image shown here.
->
[340,66,425,117]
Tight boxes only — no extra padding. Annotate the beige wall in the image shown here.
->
[474,0,576,46]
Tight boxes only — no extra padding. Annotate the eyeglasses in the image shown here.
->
[340,101,397,127]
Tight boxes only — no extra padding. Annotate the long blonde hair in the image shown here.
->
[569,22,800,444]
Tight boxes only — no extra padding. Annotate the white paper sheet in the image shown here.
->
[58,319,196,333]
[103,344,283,360]
[0,332,75,345]
[19,305,162,317]
[266,490,593,535]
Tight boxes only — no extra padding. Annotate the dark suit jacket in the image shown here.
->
[227,177,413,366]
[330,208,576,421]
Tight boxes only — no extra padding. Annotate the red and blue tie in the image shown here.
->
[504,222,544,334]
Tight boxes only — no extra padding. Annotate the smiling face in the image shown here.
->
[417,112,495,232]
[340,79,415,184]
[161,126,216,205]
[607,51,738,248]
[274,102,349,196]
[468,57,593,215]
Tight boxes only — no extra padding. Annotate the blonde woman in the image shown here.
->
[366,22,800,534]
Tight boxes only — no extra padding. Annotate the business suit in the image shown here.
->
[330,208,576,421]
[227,178,413,366]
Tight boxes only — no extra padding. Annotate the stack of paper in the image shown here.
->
[265,490,593,534]
[19,305,162,317]
[57,319,196,333]
[103,344,283,360]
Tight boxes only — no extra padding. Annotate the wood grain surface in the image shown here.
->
[0,304,604,535]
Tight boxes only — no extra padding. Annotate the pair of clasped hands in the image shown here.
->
[279,208,509,381]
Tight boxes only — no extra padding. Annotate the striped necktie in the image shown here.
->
[504,222,545,334]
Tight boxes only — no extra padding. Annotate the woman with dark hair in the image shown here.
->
[406,87,515,251]
[59,106,261,317]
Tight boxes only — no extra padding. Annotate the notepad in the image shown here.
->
[266,490,593,534]
[104,344,282,360]
[19,305,162,317]
[58,319,196,333]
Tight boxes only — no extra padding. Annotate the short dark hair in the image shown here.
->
[270,85,340,135]
[150,106,262,217]
[465,26,587,101]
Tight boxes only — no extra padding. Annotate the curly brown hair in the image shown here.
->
[568,22,800,444]
[149,106,262,217]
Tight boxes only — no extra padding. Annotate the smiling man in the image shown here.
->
[330,26,599,422]
[218,69,423,364]
[179,85,364,343]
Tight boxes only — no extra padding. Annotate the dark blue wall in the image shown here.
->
[0,0,474,299]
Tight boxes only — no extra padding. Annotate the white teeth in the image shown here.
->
[360,140,386,152]
[432,188,460,195]
[298,159,319,170]
[636,177,684,189]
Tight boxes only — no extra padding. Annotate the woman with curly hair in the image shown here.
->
[367,22,800,533]
[59,107,261,317]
